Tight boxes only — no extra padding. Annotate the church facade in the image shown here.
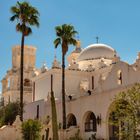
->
[24,42,140,140]
[2,42,140,139]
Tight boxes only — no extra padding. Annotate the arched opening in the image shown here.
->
[108,112,119,140]
[117,70,122,85]
[67,113,77,128]
[84,111,97,132]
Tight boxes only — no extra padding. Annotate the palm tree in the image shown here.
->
[10,1,39,121]
[54,24,78,129]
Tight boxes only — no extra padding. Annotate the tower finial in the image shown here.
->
[96,36,99,44]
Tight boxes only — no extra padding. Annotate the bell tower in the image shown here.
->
[67,40,82,64]
[1,45,37,105]
[12,45,36,71]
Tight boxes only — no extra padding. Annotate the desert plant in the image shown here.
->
[22,119,42,140]
[50,74,59,140]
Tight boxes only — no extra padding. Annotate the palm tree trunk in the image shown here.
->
[20,33,24,121]
[51,75,59,140]
[62,53,66,129]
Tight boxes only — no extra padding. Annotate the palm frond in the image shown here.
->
[29,15,39,27]
[68,38,77,46]
[10,14,19,21]
[11,6,20,14]
[71,30,78,36]
[54,24,78,54]
[55,26,63,36]
[29,6,39,15]
[54,38,61,48]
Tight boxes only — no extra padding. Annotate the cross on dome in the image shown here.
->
[96,36,99,44]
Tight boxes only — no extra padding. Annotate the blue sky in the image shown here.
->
[0,0,140,91]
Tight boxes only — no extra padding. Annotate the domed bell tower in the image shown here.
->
[67,40,82,64]
[1,45,37,105]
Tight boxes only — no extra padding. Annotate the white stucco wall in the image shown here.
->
[24,58,140,139]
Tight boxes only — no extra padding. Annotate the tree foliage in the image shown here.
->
[54,24,78,55]
[0,101,20,127]
[22,119,42,140]
[10,1,39,36]
[110,83,140,140]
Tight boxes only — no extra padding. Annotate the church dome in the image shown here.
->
[77,44,117,62]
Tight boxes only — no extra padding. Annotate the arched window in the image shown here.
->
[85,112,97,132]
[117,70,122,85]
[67,113,77,128]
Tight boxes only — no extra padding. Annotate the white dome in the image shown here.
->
[77,44,117,61]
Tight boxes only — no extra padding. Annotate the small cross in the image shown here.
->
[96,36,99,44]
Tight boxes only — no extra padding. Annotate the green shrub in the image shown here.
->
[0,101,20,127]
[22,119,42,140]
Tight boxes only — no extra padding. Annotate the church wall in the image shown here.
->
[65,84,131,139]
[24,83,126,139]
[24,99,46,120]
[26,61,140,139]
[65,70,90,97]
[22,43,140,139]
[35,73,51,101]
[100,61,140,95]
[34,69,92,101]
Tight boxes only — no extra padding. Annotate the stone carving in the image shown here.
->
[80,80,89,92]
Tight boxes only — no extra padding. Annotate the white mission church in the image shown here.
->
[2,41,140,140]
